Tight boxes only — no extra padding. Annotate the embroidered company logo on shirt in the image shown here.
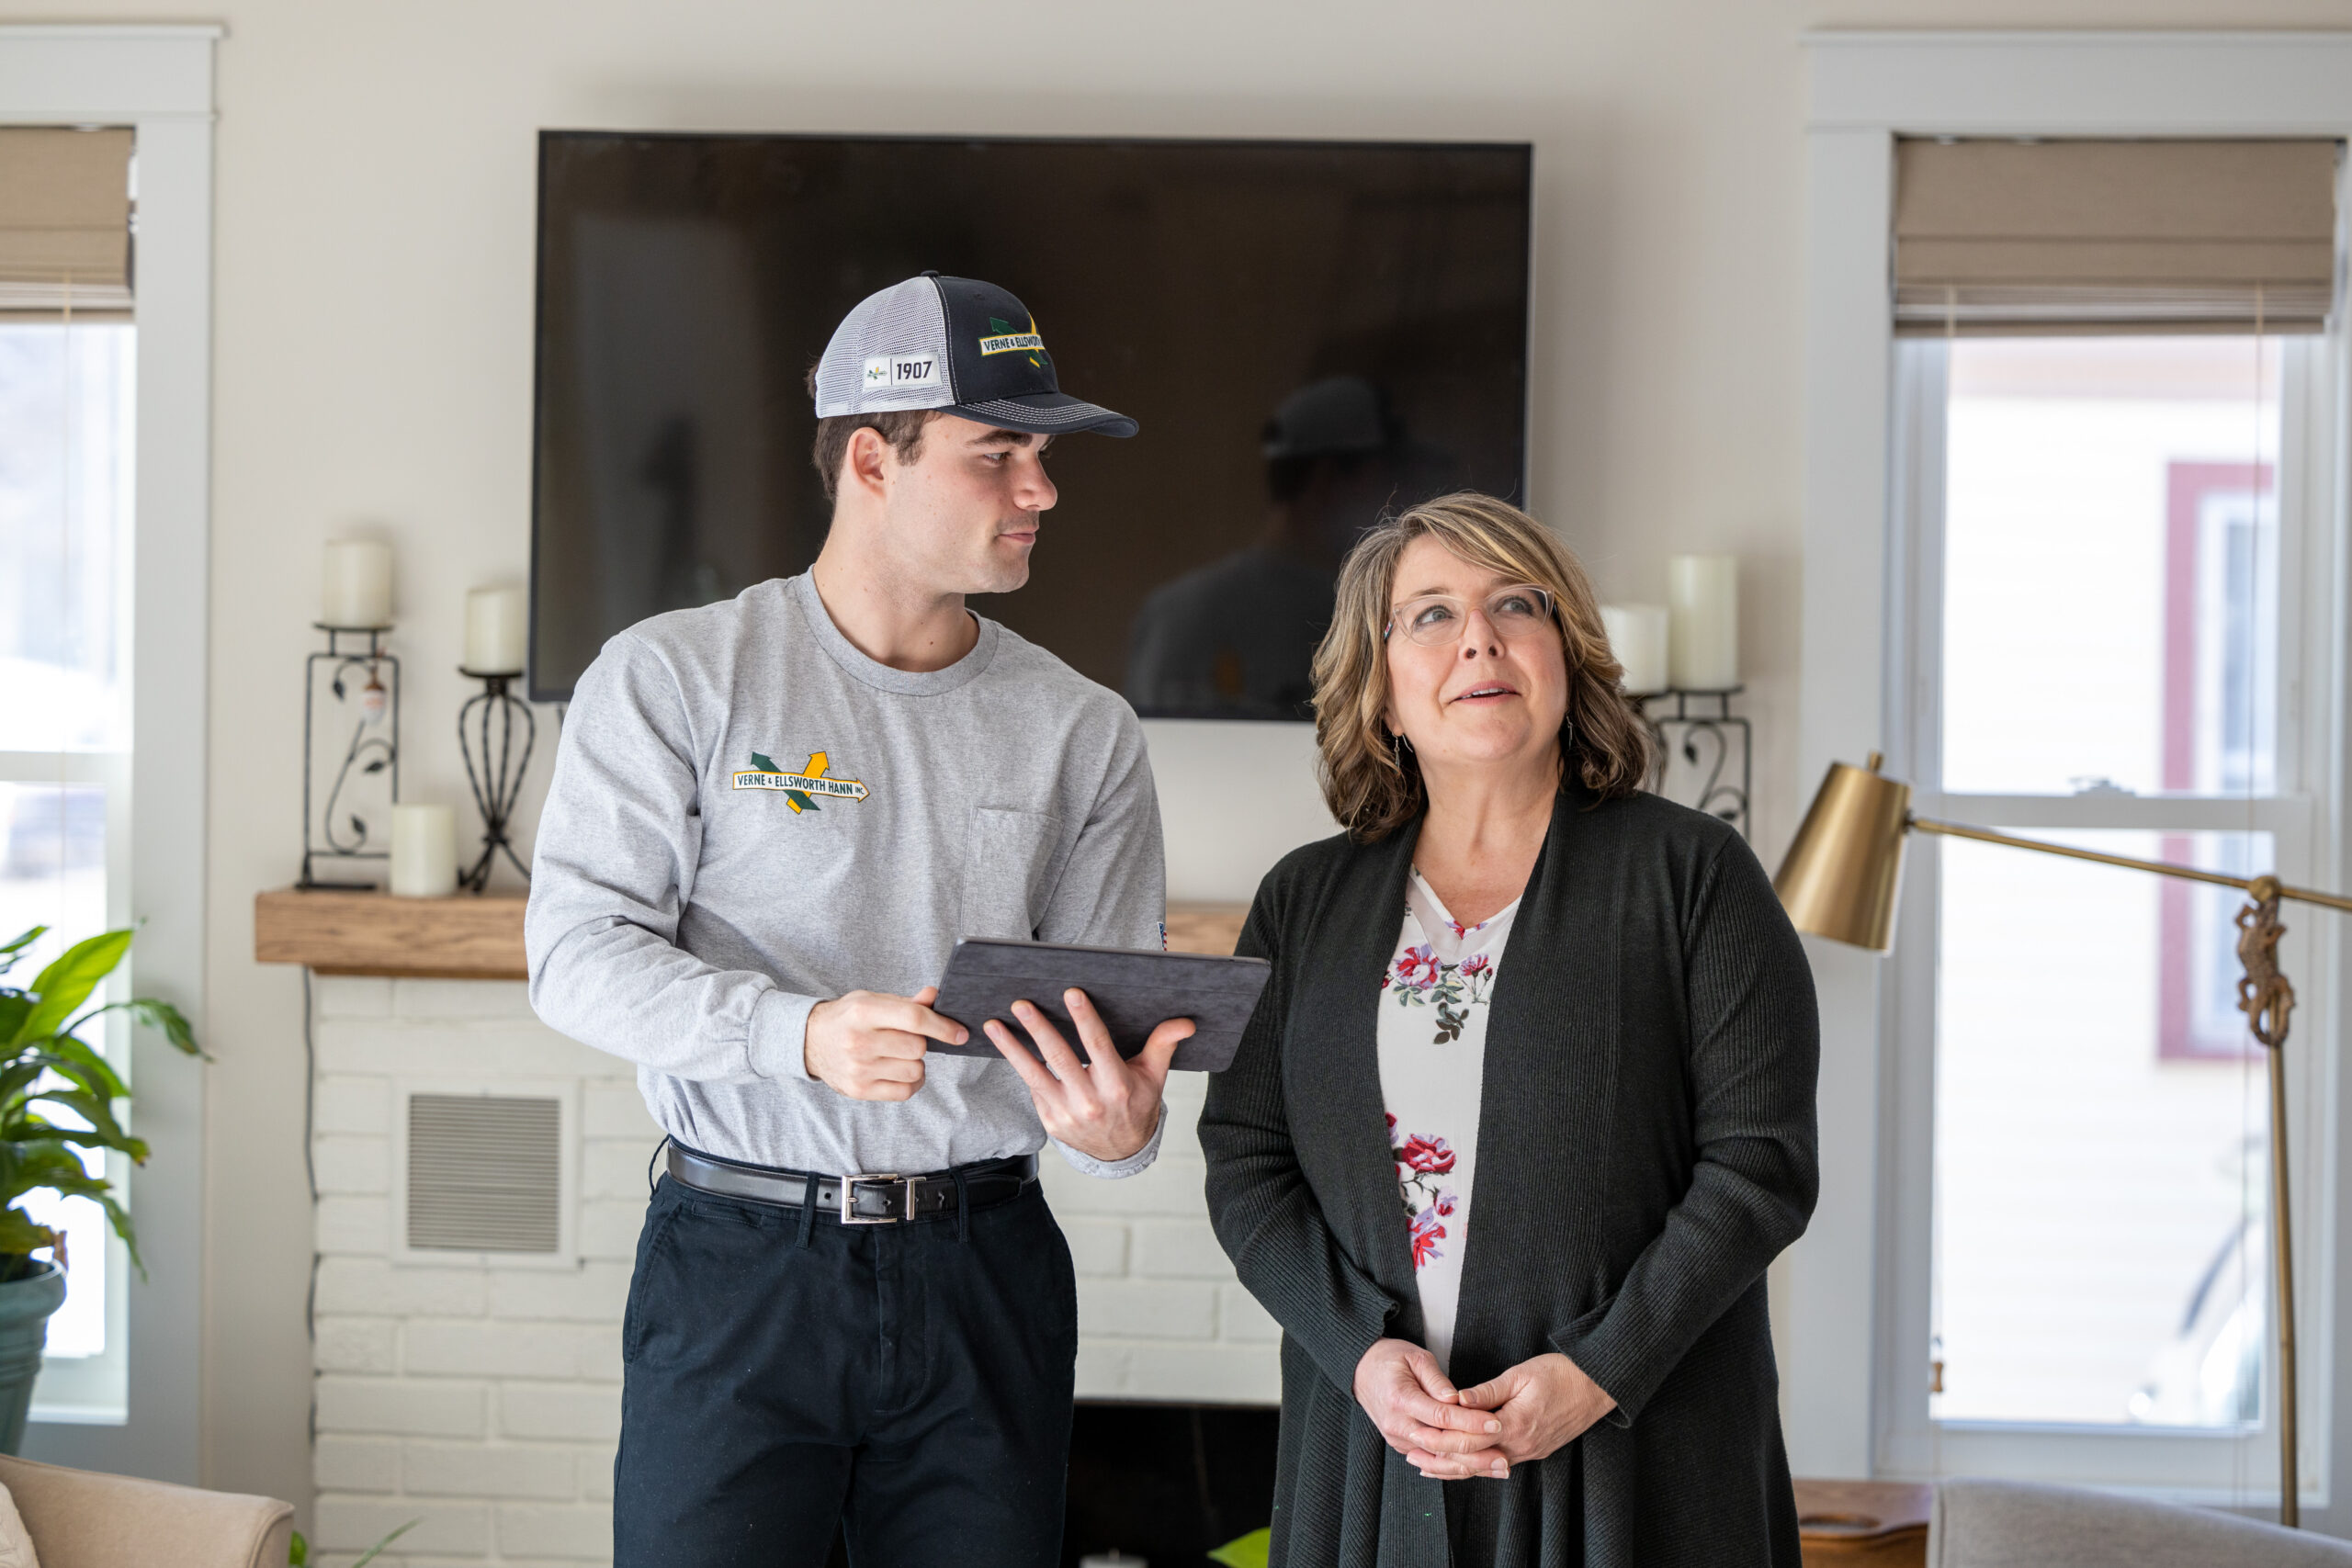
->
[732,751,871,815]
[977,315,1046,367]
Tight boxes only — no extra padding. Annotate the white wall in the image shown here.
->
[28,0,2352,1522]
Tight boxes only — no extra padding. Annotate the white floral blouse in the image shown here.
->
[1376,867,1521,1377]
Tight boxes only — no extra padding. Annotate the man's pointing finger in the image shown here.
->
[894,989,967,1045]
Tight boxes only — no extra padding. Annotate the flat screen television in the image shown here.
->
[530,131,1532,715]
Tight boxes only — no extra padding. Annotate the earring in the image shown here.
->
[1562,717,1576,752]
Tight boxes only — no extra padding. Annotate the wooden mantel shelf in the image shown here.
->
[1164,903,1248,958]
[256,889,1249,982]
[255,888,528,980]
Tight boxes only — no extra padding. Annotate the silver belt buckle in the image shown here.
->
[838,1172,919,1225]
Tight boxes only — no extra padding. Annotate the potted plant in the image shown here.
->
[0,925,198,1451]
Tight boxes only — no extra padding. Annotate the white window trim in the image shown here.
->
[1796,30,2352,1524]
[0,24,216,1484]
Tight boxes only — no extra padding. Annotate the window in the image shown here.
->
[1885,328,2326,1491]
[3,117,138,1417]
[0,283,136,1411]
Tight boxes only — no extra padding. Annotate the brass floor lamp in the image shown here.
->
[1776,753,2348,1529]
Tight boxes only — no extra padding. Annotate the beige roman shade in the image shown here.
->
[1894,138,2341,335]
[0,127,134,318]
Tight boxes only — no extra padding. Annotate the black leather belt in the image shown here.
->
[663,1142,1039,1225]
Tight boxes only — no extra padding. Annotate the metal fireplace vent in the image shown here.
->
[405,1092,562,1253]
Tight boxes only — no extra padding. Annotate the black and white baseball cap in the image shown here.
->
[812,273,1137,438]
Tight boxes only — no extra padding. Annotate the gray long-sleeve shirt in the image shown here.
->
[526,572,1168,1178]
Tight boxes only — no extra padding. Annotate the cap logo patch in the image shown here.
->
[864,353,941,390]
[978,314,1046,367]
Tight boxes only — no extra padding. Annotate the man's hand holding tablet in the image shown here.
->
[984,990,1195,1162]
[810,942,1272,1158]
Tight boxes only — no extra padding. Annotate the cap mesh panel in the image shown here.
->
[814,277,953,417]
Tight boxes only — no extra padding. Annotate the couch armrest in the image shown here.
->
[0,1452,295,1568]
[1932,1478,2352,1568]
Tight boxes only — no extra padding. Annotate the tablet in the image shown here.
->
[928,938,1270,1074]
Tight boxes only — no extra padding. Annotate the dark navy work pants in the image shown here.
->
[614,1173,1080,1568]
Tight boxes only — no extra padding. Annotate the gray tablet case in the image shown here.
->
[929,938,1271,1074]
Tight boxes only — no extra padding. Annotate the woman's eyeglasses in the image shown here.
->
[1385,584,1557,648]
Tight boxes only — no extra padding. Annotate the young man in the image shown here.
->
[526,273,1191,1567]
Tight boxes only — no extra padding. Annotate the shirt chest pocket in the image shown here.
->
[959,807,1066,941]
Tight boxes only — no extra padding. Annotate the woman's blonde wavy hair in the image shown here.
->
[1313,491,1656,841]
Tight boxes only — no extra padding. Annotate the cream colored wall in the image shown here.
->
[26,0,2352,1519]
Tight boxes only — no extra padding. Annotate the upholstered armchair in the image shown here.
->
[0,1452,294,1568]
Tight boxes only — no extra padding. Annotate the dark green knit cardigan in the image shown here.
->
[1200,784,1820,1568]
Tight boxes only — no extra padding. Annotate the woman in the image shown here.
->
[1201,493,1818,1568]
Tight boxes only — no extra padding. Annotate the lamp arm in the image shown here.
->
[1909,815,2352,914]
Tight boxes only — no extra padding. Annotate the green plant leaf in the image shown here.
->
[0,928,195,1285]
[17,930,132,1044]
[1208,1527,1272,1568]
[0,928,44,978]
[64,998,202,1061]
[1,1139,104,1179]
[24,1089,134,1152]
[1,1096,147,1160]
[95,1189,135,1256]
[0,1042,127,1108]
[288,1528,308,1566]
[6,1123,145,1160]
[18,1169,109,1205]
[0,1189,139,1275]
[1208,1528,1272,1568]
[28,1037,130,1100]
[0,1064,45,1108]
[2,1147,117,1199]
[0,1126,143,1274]
[350,1518,418,1566]
[0,1210,59,1261]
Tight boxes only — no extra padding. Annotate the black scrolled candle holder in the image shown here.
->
[301,626,401,889]
[1636,687,1750,839]
[457,669,537,894]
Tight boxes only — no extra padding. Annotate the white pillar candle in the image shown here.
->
[464,586,528,675]
[1667,555,1739,691]
[1599,604,1670,696]
[322,540,393,628]
[388,804,458,898]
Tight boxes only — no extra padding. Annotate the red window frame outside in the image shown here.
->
[2158,458,2271,1062]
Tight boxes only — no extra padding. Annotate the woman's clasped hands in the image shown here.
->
[1353,1338,1617,1481]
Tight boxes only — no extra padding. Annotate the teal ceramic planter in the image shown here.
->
[0,1264,65,1454]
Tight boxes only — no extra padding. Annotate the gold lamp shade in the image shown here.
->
[1774,753,1913,951]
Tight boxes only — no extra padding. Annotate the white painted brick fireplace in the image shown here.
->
[306,974,1279,1567]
